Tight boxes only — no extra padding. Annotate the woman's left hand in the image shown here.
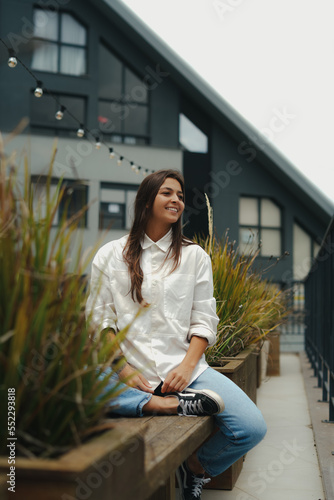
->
[161,363,194,394]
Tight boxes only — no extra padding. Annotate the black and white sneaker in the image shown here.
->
[176,389,225,416]
[176,460,211,499]
[153,382,225,416]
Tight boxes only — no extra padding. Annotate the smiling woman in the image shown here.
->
[146,177,185,241]
[86,168,267,500]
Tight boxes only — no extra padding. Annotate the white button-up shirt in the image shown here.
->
[86,230,218,388]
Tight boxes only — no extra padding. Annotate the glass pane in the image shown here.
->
[60,46,86,75]
[98,101,122,133]
[261,229,281,257]
[239,197,258,225]
[124,136,136,145]
[125,69,147,103]
[31,42,58,72]
[32,182,59,225]
[31,93,55,125]
[100,188,125,203]
[123,105,148,135]
[59,95,85,128]
[61,13,86,45]
[59,181,88,227]
[99,202,125,230]
[33,8,58,40]
[179,113,208,153]
[261,198,281,227]
[239,228,259,255]
[126,190,137,229]
[293,223,312,280]
[313,241,321,259]
[98,45,122,100]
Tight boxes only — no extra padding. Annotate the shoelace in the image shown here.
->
[179,398,204,416]
[192,475,211,497]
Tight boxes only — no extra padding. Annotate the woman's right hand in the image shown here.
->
[118,363,154,393]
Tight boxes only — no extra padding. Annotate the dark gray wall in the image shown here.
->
[0,0,179,147]
[0,0,330,285]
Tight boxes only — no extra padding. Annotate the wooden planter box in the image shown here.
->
[266,331,280,376]
[0,426,144,500]
[204,346,258,491]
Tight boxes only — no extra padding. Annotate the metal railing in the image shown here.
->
[304,216,334,422]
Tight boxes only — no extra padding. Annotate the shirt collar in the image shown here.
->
[142,229,173,253]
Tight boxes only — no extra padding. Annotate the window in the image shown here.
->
[98,43,149,144]
[30,93,86,134]
[99,183,139,230]
[293,223,320,280]
[179,113,208,153]
[31,176,88,228]
[239,197,282,256]
[31,9,87,76]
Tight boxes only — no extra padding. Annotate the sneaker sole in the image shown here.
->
[183,388,225,413]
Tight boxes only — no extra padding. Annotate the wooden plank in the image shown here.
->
[147,474,175,500]
[0,426,145,500]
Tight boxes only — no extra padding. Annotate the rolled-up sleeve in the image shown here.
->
[85,252,117,337]
[187,251,218,346]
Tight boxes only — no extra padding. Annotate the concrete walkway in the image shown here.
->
[181,353,325,499]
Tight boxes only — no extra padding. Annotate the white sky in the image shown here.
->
[120,0,334,205]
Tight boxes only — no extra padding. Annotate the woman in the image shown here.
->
[86,169,266,500]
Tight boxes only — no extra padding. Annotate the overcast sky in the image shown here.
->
[120,0,334,205]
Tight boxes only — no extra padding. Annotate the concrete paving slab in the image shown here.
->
[191,353,325,500]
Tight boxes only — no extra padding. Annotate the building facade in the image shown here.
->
[1,0,333,349]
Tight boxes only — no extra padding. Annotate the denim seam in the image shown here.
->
[197,442,234,477]
[137,393,152,416]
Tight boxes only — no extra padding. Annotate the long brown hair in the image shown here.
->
[122,169,193,303]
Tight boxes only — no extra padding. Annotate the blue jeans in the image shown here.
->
[102,366,267,477]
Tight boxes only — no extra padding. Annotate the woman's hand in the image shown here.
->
[161,362,194,394]
[118,363,154,393]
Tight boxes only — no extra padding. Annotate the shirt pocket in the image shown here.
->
[163,273,194,320]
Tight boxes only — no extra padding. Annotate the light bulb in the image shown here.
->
[77,126,85,138]
[109,147,115,159]
[117,156,123,166]
[130,161,136,172]
[55,106,65,120]
[8,49,17,68]
[135,166,141,175]
[95,137,101,149]
[34,81,43,98]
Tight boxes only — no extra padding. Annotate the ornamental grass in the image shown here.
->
[0,133,132,458]
[197,197,289,364]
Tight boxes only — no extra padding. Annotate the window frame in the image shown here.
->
[239,196,283,257]
[99,182,140,231]
[98,41,150,144]
[31,176,89,228]
[30,92,87,135]
[31,7,88,76]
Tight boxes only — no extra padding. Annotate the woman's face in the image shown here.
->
[149,177,185,229]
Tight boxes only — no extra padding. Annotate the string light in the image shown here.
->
[34,81,43,98]
[77,125,85,138]
[55,105,66,120]
[7,49,17,68]
[1,37,151,178]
